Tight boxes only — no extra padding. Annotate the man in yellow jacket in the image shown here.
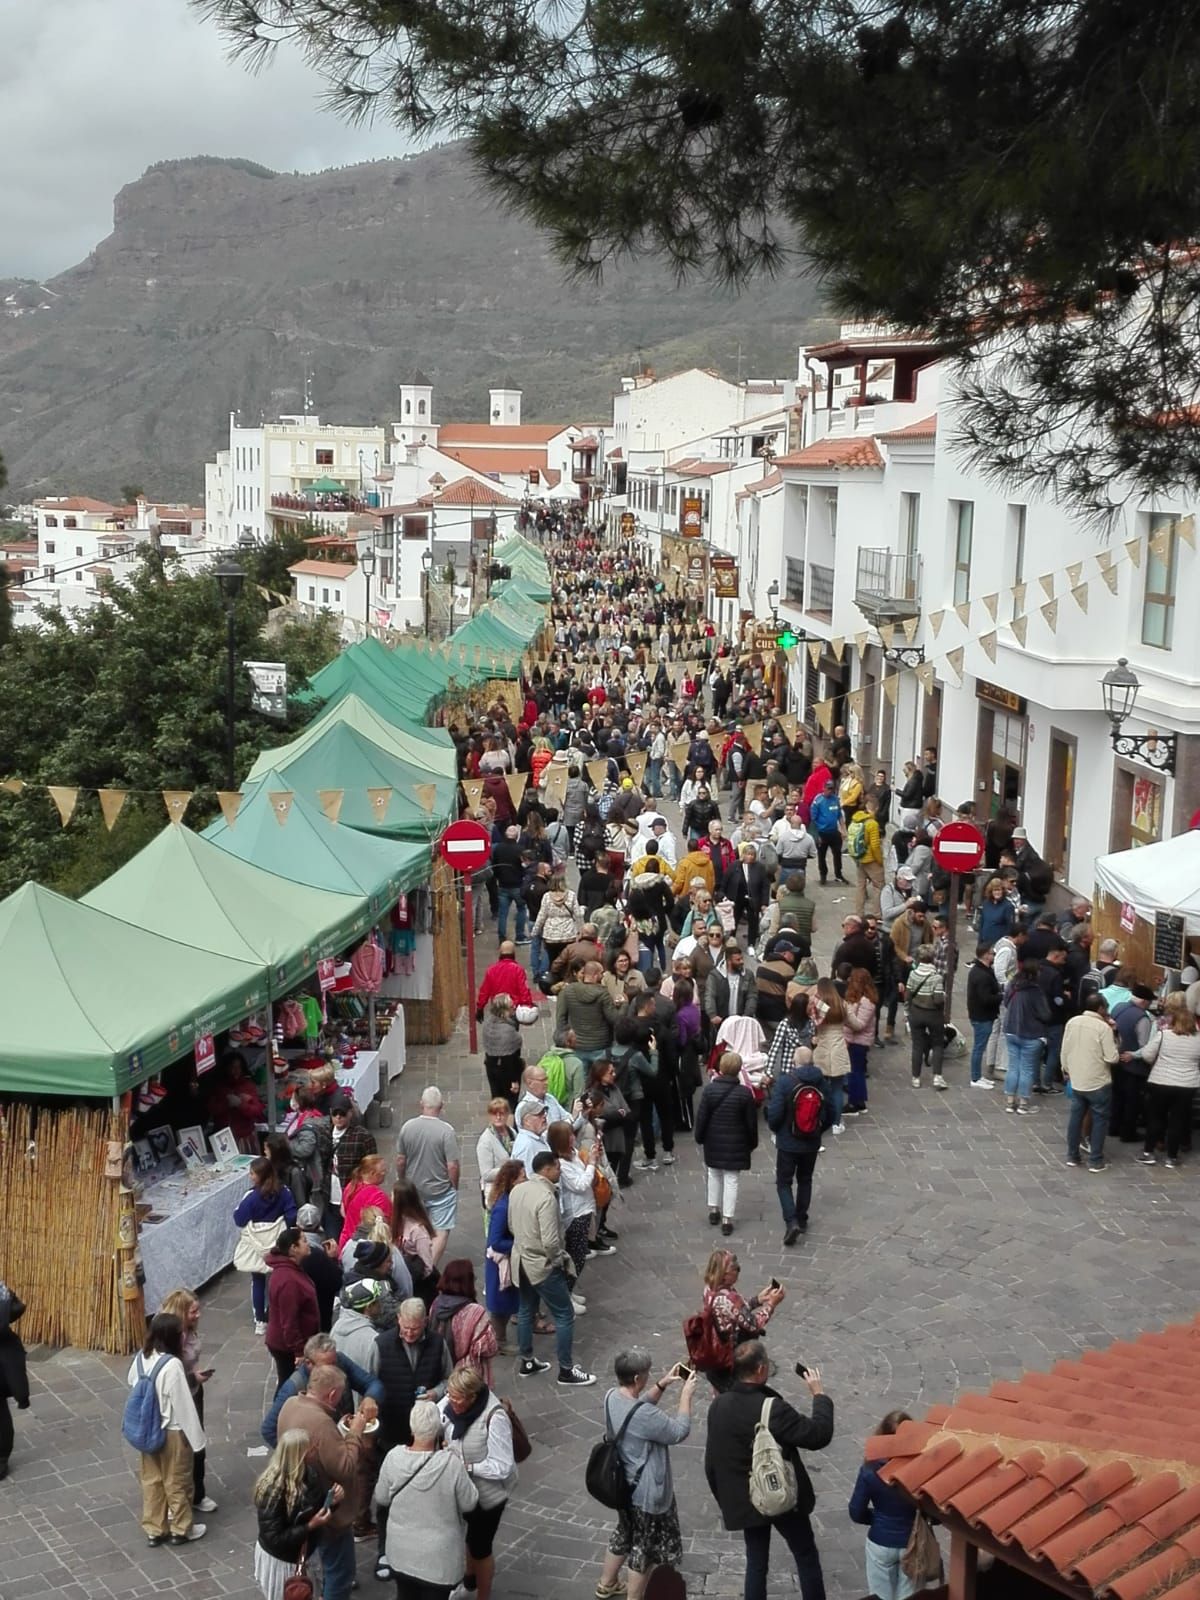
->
[847,797,884,919]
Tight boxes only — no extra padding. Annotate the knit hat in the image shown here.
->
[296,1204,323,1232]
[353,1240,390,1273]
[341,1279,383,1311]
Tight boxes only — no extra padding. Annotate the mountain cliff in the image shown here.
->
[0,145,834,502]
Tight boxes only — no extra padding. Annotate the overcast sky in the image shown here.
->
[2,0,405,278]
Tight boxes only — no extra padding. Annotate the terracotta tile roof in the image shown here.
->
[736,468,783,501]
[542,469,562,489]
[434,476,519,507]
[442,446,549,476]
[776,436,884,470]
[439,423,563,446]
[870,1314,1200,1599]
[571,436,601,452]
[34,496,120,514]
[666,458,734,477]
[879,413,938,441]
[608,448,623,461]
[288,559,356,579]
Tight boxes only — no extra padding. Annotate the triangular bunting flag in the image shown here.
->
[162,790,192,825]
[902,617,920,644]
[915,662,936,695]
[830,638,845,663]
[0,777,25,794]
[882,674,900,706]
[801,639,816,669]
[1125,536,1143,568]
[98,788,128,831]
[1066,561,1083,588]
[367,787,392,822]
[1099,564,1120,595]
[878,622,896,649]
[814,699,834,734]
[981,593,999,622]
[460,778,484,813]
[929,611,945,638]
[669,739,690,773]
[217,790,243,829]
[854,631,869,657]
[48,785,78,827]
[504,772,528,810]
[1041,598,1059,632]
[954,601,971,627]
[1071,582,1089,614]
[1011,581,1027,615]
[742,722,763,756]
[1149,528,1170,560]
[1178,515,1196,549]
[626,751,647,786]
[847,688,866,720]
[1039,574,1056,600]
[946,647,965,681]
[544,767,568,808]
[1096,551,1114,573]
[979,631,997,662]
[779,713,798,744]
[266,790,293,827]
[1011,615,1028,647]
[586,759,610,793]
[414,782,439,814]
[317,789,344,825]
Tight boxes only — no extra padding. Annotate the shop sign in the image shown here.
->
[1120,901,1137,932]
[975,679,1026,716]
[686,552,708,586]
[195,1033,216,1076]
[711,556,739,599]
[1154,911,1187,970]
[317,957,337,993]
[245,661,288,720]
[620,511,636,535]
[746,623,781,652]
[680,495,704,537]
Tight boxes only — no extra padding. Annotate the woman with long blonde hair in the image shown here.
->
[811,979,851,1133]
[252,1428,337,1600]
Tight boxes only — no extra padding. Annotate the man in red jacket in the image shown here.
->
[263,1228,320,1390]
[476,941,535,1014]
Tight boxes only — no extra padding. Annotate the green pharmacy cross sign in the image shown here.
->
[776,628,800,650]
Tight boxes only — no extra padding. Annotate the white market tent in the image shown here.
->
[1095,832,1200,936]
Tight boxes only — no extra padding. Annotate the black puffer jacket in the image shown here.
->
[255,1463,326,1561]
[694,1074,758,1172]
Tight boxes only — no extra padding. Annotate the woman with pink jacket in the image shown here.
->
[842,969,879,1117]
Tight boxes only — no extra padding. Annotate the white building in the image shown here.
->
[759,322,1200,895]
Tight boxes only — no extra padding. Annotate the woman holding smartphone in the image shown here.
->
[160,1288,217,1515]
[252,1427,340,1600]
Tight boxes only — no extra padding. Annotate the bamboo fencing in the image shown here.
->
[402,857,467,1045]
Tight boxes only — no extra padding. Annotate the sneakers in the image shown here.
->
[571,1295,587,1314]
[1065,1158,1081,1168]
[661,1152,677,1165]
[1088,1162,1109,1173]
[911,1076,921,1088]
[1137,1152,1157,1165]
[598,1224,620,1240]
[1005,1097,1017,1114]
[1016,1100,1038,1116]
[588,1239,617,1255]
[518,1357,552,1378]
[784,1224,802,1247]
[970,1078,994,1090]
[254,1320,267,1336]
[557,1366,597,1386]
[933,1075,948,1091]
[170,1525,206,1544]
[192,1497,218,1514]
[1166,1159,1179,1170]
[634,1157,658,1171]
[831,1122,846,1135]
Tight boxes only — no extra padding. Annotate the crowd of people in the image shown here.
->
[34,520,1183,1600]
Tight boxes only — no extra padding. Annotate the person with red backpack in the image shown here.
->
[765,1050,830,1248]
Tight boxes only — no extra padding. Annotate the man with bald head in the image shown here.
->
[475,939,535,1016]
[554,959,621,1064]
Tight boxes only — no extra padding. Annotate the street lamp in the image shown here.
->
[359,546,376,635]
[213,557,245,790]
[1101,656,1178,773]
[446,550,460,637]
[767,579,780,625]
[421,545,434,639]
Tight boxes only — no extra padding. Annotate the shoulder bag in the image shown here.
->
[233,1215,286,1274]
[586,1395,649,1510]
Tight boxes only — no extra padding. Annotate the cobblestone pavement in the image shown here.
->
[5,827,1200,1600]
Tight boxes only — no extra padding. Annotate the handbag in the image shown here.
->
[233,1215,286,1274]
[682,1305,733,1373]
[282,1549,313,1600]
[500,1397,532,1463]
[593,1167,613,1209]
[901,1512,943,1585]
[586,1396,648,1509]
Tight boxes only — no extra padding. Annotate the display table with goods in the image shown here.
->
[336,1048,380,1108]
[137,1157,254,1314]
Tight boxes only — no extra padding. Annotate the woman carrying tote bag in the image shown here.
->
[234,1157,298,1336]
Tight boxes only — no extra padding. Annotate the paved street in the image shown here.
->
[5,849,1200,1600]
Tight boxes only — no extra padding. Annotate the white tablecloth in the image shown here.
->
[139,1165,252,1314]
[336,1049,380,1108]
[378,1009,406,1081]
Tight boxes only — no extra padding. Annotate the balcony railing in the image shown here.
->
[271,492,371,514]
[854,548,922,621]
[807,562,835,620]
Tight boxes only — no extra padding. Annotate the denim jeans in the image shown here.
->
[1042,1022,1065,1087]
[775,1148,818,1228]
[864,1537,919,1600]
[846,1042,868,1106]
[970,1019,995,1081]
[647,757,663,797]
[742,1510,826,1600]
[530,932,548,985]
[517,1265,575,1371]
[1067,1083,1111,1166]
[251,1272,268,1322]
[1004,1035,1043,1100]
[496,887,527,942]
[318,1527,357,1600]
[827,1079,846,1125]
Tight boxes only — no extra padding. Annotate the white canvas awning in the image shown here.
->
[1094,832,1200,935]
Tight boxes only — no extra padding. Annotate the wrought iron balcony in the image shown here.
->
[854,548,922,621]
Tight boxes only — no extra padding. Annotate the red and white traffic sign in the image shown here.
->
[931,820,985,875]
[438,819,492,873]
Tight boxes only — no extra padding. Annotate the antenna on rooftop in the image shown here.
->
[303,358,315,414]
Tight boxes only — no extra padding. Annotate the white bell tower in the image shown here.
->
[489,386,522,426]
[394,370,438,449]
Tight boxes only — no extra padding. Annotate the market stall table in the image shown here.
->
[139,1163,252,1314]
[336,1048,380,1109]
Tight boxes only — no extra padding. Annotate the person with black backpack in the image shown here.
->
[765,1051,830,1247]
[592,1348,697,1600]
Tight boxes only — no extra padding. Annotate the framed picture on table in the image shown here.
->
[133,1139,155,1175]
[147,1126,176,1165]
[177,1126,208,1170]
[210,1127,239,1167]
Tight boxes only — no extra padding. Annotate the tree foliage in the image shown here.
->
[0,557,338,898]
[199,0,1200,515]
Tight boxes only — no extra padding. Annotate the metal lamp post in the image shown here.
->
[446,551,460,637]
[213,557,245,789]
[767,578,780,627]
[1101,656,1178,773]
[359,546,376,636]
[421,545,434,639]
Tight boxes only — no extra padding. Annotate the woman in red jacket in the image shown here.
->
[262,1227,319,1388]
[338,1153,391,1250]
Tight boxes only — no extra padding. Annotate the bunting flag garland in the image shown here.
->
[367,787,392,823]
[929,610,946,638]
[503,771,528,810]
[626,750,648,786]
[1179,514,1196,549]
[317,788,344,825]
[1070,582,1089,614]
[1011,615,1028,646]
[854,631,869,657]
[946,646,965,681]
[98,788,128,832]
[1125,536,1142,568]
[1066,561,1083,588]
[981,593,999,622]
[1099,564,1120,595]
[830,637,846,663]
[669,739,691,773]
[1,777,25,794]
[1040,598,1059,632]
[779,712,798,744]
[847,687,867,720]
[414,781,439,813]
[48,785,78,827]
[162,790,193,825]
[1040,573,1056,600]
[742,722,763,755]
[267,790,293,828]
[915,662,936,695]
[814,698,834,734]
[807,639,822,669]
[544,766,568,809]
[902,616,921,645]
[878,622,896,649]
[882,673,900,706]
[979,631,997,662]
[1096,551,1114,573]
[460,778,484,813]
[1012,581,1027,614]
[586,758,610,793]
[954,601,971,627]
[1149,527,1170,560]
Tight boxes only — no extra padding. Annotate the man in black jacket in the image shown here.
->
[966,944,1001,1088]
[765,1060,828,1245]
[721,844,771,947]
[374,1299,452,1452]
[704,1340,834,1600]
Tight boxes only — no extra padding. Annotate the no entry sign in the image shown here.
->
[438,819,492,874]
[932,820,985,875]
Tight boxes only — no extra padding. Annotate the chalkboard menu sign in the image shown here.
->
[1154,910,1187,970]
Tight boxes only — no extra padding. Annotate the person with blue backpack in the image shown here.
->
[124,1311,207,1546]
[765,1048,831,1248]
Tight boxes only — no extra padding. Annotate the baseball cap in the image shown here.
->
[341,1279,383,1311]
[296,1204,323,1231]
[329,1091,353,1116]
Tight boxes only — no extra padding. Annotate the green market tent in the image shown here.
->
[0,882,268,1097]
[202,771,426,908]
[246,721,454,839]
[303,641,440,726]
[246,693,458,785]
[450,608,531,676]
[84,824,371,992]
[305,476,350,495]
